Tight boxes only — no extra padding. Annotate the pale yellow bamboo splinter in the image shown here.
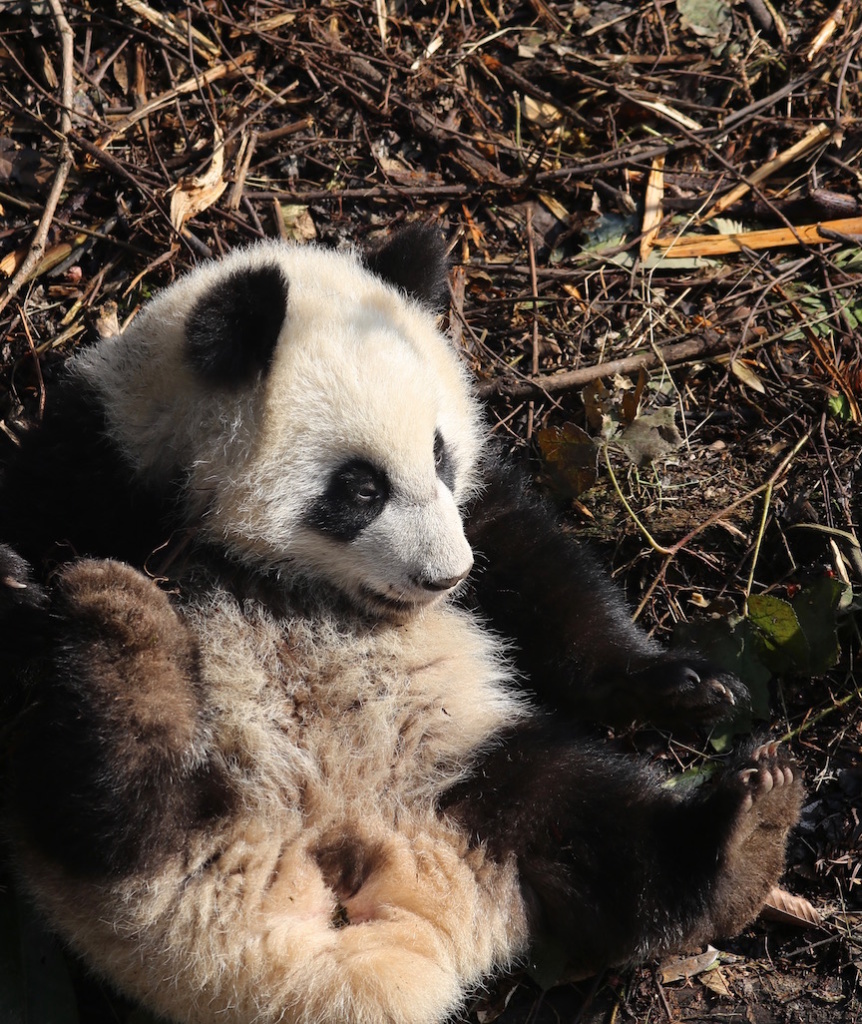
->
[696,124,832,225]
[655,215,862,259]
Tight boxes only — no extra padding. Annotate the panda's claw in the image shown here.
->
[731,742,802,824]
[625,656,748,728]
[711,679,736,705]
[0,544,47,613]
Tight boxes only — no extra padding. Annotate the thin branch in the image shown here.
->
[477,333,734,401]
[0,0,74,316]
[632,435,811,621]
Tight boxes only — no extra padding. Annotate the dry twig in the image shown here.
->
[0,0,74,316]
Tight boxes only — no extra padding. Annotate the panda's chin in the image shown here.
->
[356,585,443,622]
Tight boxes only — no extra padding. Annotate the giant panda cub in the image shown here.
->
[0,224,802,1024]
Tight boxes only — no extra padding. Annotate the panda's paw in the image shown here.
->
[628,657,748,727]
[54,559,181,651]
[0,544,47,613]
[732,741,803,823]
[54,560,204,749]
[711,742,803,932]
[710,740,804,867]
[681,741,803,943]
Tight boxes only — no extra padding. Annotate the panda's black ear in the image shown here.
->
[185,263,288,387]
[364,223,449,310]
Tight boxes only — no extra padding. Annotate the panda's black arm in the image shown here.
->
[0,552,228,879]
[465,454,746,727]
[440,719,803,971]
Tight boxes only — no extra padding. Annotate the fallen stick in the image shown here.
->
[655,215,862,258]
[696,124,832,224]
[477,334,731,400]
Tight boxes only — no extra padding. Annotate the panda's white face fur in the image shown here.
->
[71,239,484,618]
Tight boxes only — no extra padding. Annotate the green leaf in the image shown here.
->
[792,577,845,675]
[747,593,810,675]
[828,393,853,422]
[662,761,719,794]
[676,0,732,52]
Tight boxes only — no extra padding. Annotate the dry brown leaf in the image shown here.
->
[761,886,823,928]
[523,95,562,128]
[660,945,719,983]
[617,406,683,465]
[730,359,766,394]
[278,205,317,243]
[94,301,120,340]
[700,964,732,997]
[0,246,26,278]
[170,134,228,232]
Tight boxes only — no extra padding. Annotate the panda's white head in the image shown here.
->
[71,226,485,619]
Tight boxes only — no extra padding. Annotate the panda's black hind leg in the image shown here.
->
[7,559,228,878]
[442,724,802,974]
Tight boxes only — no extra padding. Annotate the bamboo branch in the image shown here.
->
[696,124,832,225]
[118,0,219,61]
[640,154,666,260]
[655,214,862,258]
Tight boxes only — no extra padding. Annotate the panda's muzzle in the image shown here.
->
[359,566,470,617]
[414,567,472,593]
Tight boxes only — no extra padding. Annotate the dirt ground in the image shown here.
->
[0,2,860,1022]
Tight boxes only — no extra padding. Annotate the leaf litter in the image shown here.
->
[0,1,861,1021]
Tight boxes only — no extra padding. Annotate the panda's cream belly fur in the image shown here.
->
[25,593,531,1024]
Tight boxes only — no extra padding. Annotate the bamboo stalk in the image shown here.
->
[640,155,665,261]
[118,0,219,60]
[655,215,862,258]
[807,0,846,62]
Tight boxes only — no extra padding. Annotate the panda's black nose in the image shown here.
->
[417,568,472,592]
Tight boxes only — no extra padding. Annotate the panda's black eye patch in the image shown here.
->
[434,430,456,492]
[305,460,390,541]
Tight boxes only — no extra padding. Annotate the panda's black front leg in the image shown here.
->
[465,456,746,727]
[2,554,228,878]
[441,721,803,972]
